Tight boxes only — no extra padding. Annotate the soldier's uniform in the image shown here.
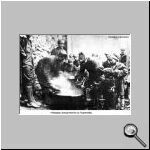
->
[51,47,65,56]
[21,39,34,86]
[113,49,127,66]
[103,60,113,68]
[102,60,128,109]
[77,56,104,109]
[20,35,40,108]
[35,50,69,105]
[51,39,67,56]
[120,53,127,66]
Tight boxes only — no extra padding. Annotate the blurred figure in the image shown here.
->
[68,54,75,65]
[57,49,68,64]
[66,54,78,73]
[72,54,80,68]
[78,52,86,63]
[20,35,41,108]
[124,69,130,100]
[51,39,67,56]
[76,52,88,84]
[114,49,130,101]
[35,50,68,105]
[113,49,127,66]
[60,52,76,73]
[120,48,127,65]
[102,53,128,110]
[76,53,104,109]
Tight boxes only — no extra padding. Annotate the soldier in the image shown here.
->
[72,55,80,68]
[102,53,128,109]
[103,53,114,68]
[20,35,41,108]
[51,39,67,56]
[120,49,127,66]
[76,53,104,109]
[75,52,88,84]
[113,49,127,66]
[35,50,73,106]
[113,49,130,100]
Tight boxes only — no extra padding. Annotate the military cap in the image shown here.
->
[79,52,85,56]
[104,52,112,56]
[58,39,65,44]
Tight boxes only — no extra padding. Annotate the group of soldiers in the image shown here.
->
[20,35,130,110]
[72,50,129,110]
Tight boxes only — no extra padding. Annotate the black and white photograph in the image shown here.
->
[20,34,131,115]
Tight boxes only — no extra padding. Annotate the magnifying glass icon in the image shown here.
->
[124,124,147,147]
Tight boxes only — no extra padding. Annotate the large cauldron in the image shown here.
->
[35,57,86,110]
[46,93,86,110]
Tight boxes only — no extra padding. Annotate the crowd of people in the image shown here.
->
[20,35,130,110]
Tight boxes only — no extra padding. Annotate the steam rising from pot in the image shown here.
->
[50,71,83,96]
[35,57,83,97]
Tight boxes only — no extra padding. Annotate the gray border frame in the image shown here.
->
[1,2,149,149]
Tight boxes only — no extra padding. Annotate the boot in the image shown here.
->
[120,95,125,110]
[120,98,125,110]
[25,86,40,108]
[116,97,121,110]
